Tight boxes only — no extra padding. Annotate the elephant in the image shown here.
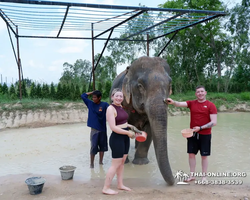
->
[110,56,175,185]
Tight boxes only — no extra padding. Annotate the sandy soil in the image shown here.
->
[0,173,249,200]
[0,114,250,200]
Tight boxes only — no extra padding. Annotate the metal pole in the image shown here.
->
[147,33,149,57]
[16,26,22,100]
[91,23,95,91]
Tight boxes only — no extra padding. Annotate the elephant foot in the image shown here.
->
[132,157,149,165]
[125,157,129,164]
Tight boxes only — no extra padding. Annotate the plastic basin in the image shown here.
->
[181,128,194,138]
[135,131,147,142]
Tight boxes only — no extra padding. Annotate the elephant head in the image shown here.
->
[122,56,174,185]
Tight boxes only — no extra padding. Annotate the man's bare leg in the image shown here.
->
[90,154,95,168]
[99,152,104,165]
[185,153,196,182]
[201,156,208,181]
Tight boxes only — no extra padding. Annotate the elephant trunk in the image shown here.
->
[146,98,175,185]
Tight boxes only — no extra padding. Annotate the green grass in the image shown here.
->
[0,92,249,113]
[0,98,83,113]
[170,92,250,110]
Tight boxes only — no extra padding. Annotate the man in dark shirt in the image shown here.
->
[81,90,109,168]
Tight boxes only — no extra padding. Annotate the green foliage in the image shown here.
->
[74,84,81,100]
[103,81,112,99]
[240,92,250,101]
[30,82,36,98]
[56,83,63,100]
[60,59,91,86]
[50,82,56,99]
[70,83,75,100]
[2,83,8,95]
[81,84,86,94]
[62,84,70,100]
[42,83,50,99]
[9,84,17,100]
[0,84,2,94]
[97,82,102,91]
[36,83,42,98]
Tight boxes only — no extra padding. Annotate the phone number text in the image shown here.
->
[195,179,243,185]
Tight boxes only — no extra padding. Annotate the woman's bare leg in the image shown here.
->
[102,158,122,195]
[117,154,131,191]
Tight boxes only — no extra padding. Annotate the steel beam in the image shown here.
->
[157,31,178,57]
[0,9,17,36]
[16,26,22,100]
[57,5,70,37]
[91,23,95,91]
[94,28,114,71]
[94,10,146,39]
[147,33,149,56]
[149,14,224,42]
[123,13,184,40]
[0,0,227,15]
[6,25,18,65]
[18,35,147,42]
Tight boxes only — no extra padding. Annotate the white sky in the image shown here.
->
[0,0,241,85]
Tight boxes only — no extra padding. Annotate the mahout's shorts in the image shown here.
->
[109,128,130,158]
[90,128,108,155]
[187,132,211,156]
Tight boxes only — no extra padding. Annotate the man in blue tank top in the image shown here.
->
[81,90,109,168]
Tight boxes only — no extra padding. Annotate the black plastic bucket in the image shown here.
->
[25,177,46,195]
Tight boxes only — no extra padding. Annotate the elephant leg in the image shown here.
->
[132,123,152,165]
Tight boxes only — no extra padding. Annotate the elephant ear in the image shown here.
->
[122,67,131,104]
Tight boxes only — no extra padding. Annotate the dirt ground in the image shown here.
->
[0,173,249,200]
[0,116,250,200]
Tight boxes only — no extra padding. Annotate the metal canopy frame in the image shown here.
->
[0,0,226,99]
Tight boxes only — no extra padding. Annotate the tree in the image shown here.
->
[158,0,226,92]
[56,83,64,100]
[70,83,75,100]
[0,84,2,94]
[2,83,8,95]
[60,59,92,86]
[9,84,17,100]
[30,82,36,98]
[74,84,81,100]
[225,0,250,92]
[42,83,50,99]
[17,81,28,99]
[103,81,112,99]
[94,55,117,85]
[107,7,156,65]
[50,82,56,99]
[36,83,42,98]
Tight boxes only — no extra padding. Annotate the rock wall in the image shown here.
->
[0,103,249,130]
[0,109,88,129]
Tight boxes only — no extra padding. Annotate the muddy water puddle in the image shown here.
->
[0,112,249,185]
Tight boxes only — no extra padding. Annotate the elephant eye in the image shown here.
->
[138,83,144,93]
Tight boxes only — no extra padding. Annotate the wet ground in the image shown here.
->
[0,112,249,185]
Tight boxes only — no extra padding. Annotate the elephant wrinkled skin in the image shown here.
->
[111,56,175,185]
